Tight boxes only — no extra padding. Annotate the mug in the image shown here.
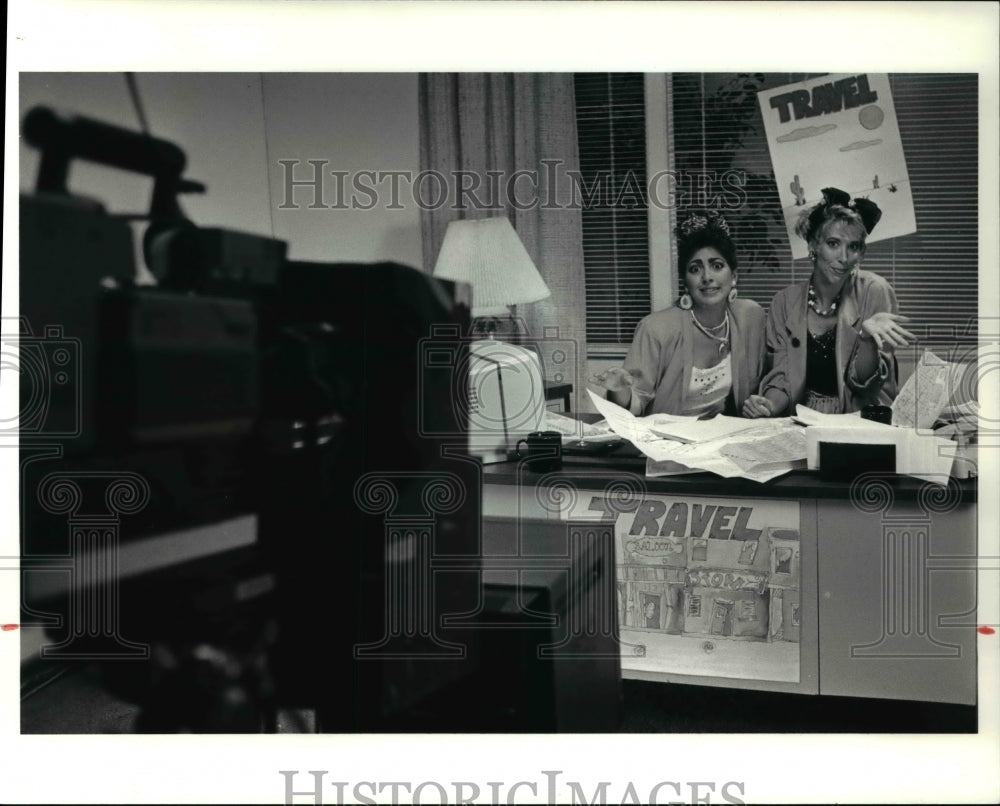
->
[515,430,562,472]
[861,404,893,425]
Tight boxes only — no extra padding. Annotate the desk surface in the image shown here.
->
[482,455,978,502]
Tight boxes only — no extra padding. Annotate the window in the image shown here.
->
[672,73,823,307]
[671,72,979,347]
[864,75,978,347]
[574,73,650,346]
[576,72,979,357]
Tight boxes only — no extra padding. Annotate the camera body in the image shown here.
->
[18,106,481,731]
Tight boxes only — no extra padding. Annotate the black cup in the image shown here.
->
[861,404,893,425]
[515,430,562,472]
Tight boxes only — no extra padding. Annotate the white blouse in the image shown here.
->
[683,354,732,418]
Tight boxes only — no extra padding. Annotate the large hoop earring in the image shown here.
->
[679,293,692,310]
[728,287,738,303]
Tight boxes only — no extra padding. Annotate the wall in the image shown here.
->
[261,73,422,266]
[18,72,423,276]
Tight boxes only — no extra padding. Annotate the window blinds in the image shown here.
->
[864,74,978,347]
[574,73,651,345]
[670,72,979,347]
[578,72,980,349]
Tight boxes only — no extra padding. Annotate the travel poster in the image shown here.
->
[758,73,917,259]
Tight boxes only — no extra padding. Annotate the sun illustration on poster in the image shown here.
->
[859,104,885,130]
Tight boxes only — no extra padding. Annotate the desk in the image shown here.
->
[483,458,978,705]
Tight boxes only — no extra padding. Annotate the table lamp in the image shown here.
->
[432,216,551,339]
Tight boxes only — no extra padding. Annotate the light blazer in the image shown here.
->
[759,270,898,416]
[623,298,767,416]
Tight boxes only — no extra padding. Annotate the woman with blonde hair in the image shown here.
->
[743,187,915,418]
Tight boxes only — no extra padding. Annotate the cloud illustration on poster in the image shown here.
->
[840,139,883,152]
[776,124,837,143]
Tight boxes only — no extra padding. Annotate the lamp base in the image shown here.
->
[471,311,529,342]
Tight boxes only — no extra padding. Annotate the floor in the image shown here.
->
[618,679,975,733]
[20,660,975,734]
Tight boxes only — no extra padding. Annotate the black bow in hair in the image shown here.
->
[819,186,882,234]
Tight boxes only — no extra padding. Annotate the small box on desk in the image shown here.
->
[806,423,958,484]
[818,442,896,481]
[807,424,900,484]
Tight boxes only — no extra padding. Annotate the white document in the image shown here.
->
[645,458,699,477]
[543,409,615,441]
[739,460,808,483]
[589,390,817,482]
[587,389,653,445]
[792,405,885,428]
[720,427,809,470]
[895,430,957,485]
[649,414,760,444]
[891,350,960,430]
[644,418,806,481]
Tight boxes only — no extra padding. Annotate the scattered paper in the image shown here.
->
[588,388,809,482]
[891,350,963,430]
[649,414,760,444]
[739,460,809,483]
[584,373,969,484]
[544,409,614,441]
[895,430,957,485]
[720,428,809,470]
[792,405,887,429]
[587,389,654,445]
[645,458,699,477]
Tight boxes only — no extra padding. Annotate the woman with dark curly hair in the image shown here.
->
[593,211,766,417]
[743,187,915,418]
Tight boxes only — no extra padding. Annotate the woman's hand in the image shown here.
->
[742,394,775,419]
[590,367,639,393]
[860,312,915,350]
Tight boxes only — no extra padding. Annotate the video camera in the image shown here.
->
[17,106,483,731]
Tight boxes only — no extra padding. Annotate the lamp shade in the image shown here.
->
[432,216,551,316]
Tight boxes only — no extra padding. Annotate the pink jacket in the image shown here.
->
[623,298,767,416]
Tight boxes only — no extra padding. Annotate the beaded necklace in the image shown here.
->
[807,282,841,317]
[690,310,730,357]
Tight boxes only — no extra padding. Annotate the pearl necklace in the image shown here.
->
[807,282,841,317]
[690,310,730,356]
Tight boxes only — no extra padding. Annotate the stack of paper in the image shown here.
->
[795,403,958,485]
[892,350,958,429]
[586,383,969,485]
[648,414,760,444]
[587,390,807,482]
[544,409,616,441]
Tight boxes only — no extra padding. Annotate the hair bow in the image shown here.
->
[819,187,882,234]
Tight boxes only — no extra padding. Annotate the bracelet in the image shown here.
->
[858,327,873,341]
